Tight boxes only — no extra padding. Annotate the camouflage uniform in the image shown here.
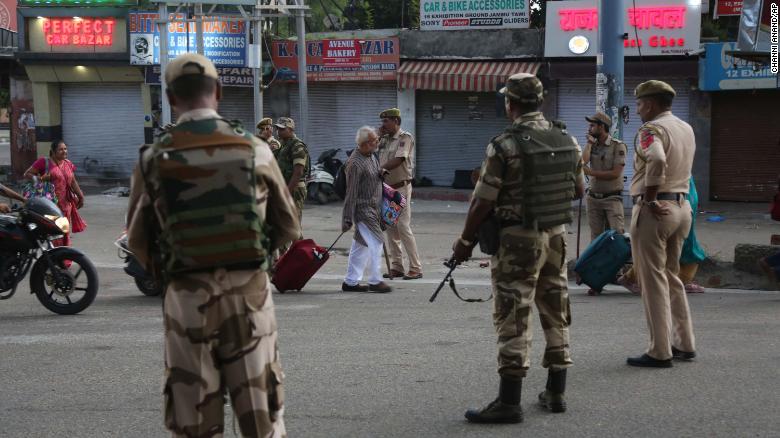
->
[126,54,300,438]
[275,127,309,223]
[475,110,581,378]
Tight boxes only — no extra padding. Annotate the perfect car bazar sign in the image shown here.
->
[271,37,399,82]
[420,0,530,29]
[544,0,701,57]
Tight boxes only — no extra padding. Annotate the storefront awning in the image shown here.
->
[398,61,540,92]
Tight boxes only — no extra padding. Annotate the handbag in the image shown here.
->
[381,183,407,227]
[22,158,58,204]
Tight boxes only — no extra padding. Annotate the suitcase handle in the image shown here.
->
[325,231,346,254]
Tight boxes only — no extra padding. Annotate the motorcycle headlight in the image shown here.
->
[45,215,70,234]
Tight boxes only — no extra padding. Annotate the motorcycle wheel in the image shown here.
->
[30,249,99,315]
[316,183,330,205]
[135,276,163,297]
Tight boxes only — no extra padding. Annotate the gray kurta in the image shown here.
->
[342,151,383,246]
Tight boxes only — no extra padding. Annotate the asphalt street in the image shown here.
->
[1,195,779,437]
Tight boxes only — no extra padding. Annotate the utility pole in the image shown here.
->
[252,4,263,126]
[296,0,308,141]
[159,2,171,126]
[597,0,625,141]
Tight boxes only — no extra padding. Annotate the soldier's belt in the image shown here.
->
[500,219,524,228]
[632,192,686,204]
[589,191,622,199]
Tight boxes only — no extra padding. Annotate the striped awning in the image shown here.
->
[398,61,540,92]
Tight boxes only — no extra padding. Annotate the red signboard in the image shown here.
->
[715,0,743,17]
[0,0,17,31]
[42,17,115,46]
[271,37,399,82]
[322,39,361,68]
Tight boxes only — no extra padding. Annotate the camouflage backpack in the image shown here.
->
[495,121,579,230]
[142,119,270,275]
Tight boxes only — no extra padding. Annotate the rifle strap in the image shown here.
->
[448,277,493,303]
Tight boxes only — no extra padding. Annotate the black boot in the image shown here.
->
[464,376,523,424]
[538,369,567,413]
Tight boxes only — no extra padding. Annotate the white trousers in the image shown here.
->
[344,222,383,286]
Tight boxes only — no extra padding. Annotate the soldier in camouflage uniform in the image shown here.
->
[452,73,585,424]
[256,117,281,153]
[126,53,300,438]
[274,117,309,224]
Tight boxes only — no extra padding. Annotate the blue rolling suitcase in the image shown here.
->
[574,230,631,292]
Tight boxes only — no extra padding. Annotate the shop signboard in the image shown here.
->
[271,37,400,82]
[145,65,254,87]
[714,0,744,17]
[19,0,137,5]
[0,0,17,31]
[129,11,247,67]
[419,0,530,30]
[544,0,702,57]
[699,42,779,90]
[28,16,125,53]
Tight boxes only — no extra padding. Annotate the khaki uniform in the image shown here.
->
[378,128,421,273]
[629,110,696,360]
[277,136,309,223]
[127,108,300,438]
[266,136,281,152]
[586,136,627,240]
[473,111,581,378]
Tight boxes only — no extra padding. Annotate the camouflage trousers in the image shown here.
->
[163,269,286,438]
[491,224,573,379]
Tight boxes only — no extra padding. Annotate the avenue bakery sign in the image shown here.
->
[545,0,702,57]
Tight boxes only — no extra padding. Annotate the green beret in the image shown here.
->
[380,108,401,119]
[634,80,676,98]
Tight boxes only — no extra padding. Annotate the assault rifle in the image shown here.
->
[429,256,492,303]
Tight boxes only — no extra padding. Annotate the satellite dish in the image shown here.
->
[323,14,343,31]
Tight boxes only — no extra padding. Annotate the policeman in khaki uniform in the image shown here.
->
[378,108,423,280]
[582,111,628,295]
[626,80,697,368]
[126,53,299,437]
[256,117,282,153]
[452,73,585,424]
[274,117,309,224]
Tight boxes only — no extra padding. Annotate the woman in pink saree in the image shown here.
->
[24,140,87,247]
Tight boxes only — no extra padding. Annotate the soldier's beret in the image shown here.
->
[634,80,676,98]
[585,111,612,128]
[256,117,273,129]
[274,117,295,130]
[380,108,401,119]
[165,53,219,86]
[499,73,544,104]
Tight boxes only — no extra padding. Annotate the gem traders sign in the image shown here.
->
[544,0,702,57]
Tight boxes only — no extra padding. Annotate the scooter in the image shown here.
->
[306,148,346,205]
[114,231,163,297]
[0,198,99,314]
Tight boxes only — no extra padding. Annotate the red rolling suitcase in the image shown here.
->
[272,233,344,292]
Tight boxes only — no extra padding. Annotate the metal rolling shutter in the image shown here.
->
[711,91,780,201]
[61,83,145,178]
[415,90,508,186]
[219,86,255,130]
[557,77,690,206]
[289,83,397,162]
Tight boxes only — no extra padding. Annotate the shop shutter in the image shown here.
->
[557,77,690,207]
[219,86,256,130]
[289,82,397,162]
[415,90,508,186]
[61,83,145,178]
[711,91,780,202]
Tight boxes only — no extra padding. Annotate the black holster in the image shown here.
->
[478,213,501,256]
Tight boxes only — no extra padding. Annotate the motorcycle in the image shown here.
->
[306,148,346,205]
[0,197,99,315]
[114,231,163,297]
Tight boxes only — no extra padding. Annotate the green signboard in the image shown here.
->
[19,0,138,6]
